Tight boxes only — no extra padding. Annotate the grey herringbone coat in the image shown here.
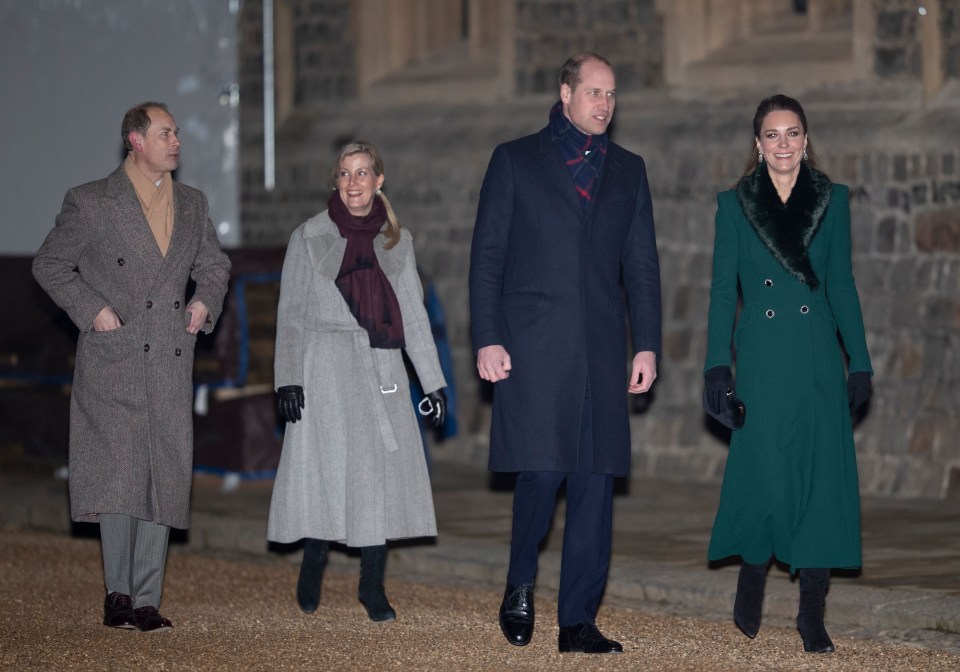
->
[267,211,445,547]
[32,165,230,529]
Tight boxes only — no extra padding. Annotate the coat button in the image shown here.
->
[764,279,773,286]
[175,348,182,356]
[765,309,775,318]
[143,344,150,352]
[800,305,809,314]
[117,258,125,266]
[174,301,181,309]
[146,300,153,309]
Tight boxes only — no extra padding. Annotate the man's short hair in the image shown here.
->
[121,102,169,151]
[559,53,612,92]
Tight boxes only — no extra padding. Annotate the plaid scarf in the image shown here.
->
[548,100,608,211]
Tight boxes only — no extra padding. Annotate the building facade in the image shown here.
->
[238,0,960,499]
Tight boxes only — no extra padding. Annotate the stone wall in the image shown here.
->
[237,1,960,499]
[873,0,923,78]
[626,100,960,499]
[513,0,662,94]
[945,0,960,78]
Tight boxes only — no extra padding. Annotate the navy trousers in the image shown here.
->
[505,390,615,627]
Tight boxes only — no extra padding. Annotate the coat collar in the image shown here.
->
[735,162,832,290]
[103,165,165,269]
[307,210,404,280]
[104,164,192,278]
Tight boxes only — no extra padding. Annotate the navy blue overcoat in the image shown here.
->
[469,127,662,475]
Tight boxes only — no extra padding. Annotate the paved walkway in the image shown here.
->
[1,458,958,652]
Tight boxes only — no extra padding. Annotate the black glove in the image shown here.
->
[847,371,871,416]
[277,385,305,424]
[703,365,735,416]
[420,388,447,428]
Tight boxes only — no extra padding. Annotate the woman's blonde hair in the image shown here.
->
[330,141,401,249]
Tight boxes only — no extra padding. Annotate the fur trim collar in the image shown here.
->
[735,162,832,291]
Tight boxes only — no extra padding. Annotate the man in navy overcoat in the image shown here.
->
[469,53,662,654]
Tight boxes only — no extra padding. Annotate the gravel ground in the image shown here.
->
[2,530,958,672]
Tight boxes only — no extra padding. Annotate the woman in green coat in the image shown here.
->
[703,95,872,654]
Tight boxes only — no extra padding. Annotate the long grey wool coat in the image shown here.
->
[267,211,446,547]
[32,165,231,529]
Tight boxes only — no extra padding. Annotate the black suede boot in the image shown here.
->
[733,559,769,638]
[296,538,329,613]
[358,545,396,622]
[797,568,835,653]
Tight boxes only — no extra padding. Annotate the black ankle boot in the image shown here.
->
[797,568,835,653]
[733,560,769,638]
[296,538,329,613]
[358,545,396,622]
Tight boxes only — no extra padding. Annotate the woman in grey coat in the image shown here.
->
[268,141,447,621]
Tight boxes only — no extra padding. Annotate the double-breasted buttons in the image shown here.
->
[146,300,153,309]
[800,305,809,314]
[143,344,150,352]
[175,348,182,356]
[764,279,773,286]
[117,258,125,266]
[173,301,181,309]
[765,309,775,318]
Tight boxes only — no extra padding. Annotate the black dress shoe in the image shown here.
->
[558,622,623,654]
[498,583,535,646]
[133,606,174,632]
[103,592,137,629]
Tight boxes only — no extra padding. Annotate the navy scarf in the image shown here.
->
[548,100,608,211]
[328,192,405,349]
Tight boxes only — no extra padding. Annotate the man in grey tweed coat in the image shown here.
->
[32,102,230,632]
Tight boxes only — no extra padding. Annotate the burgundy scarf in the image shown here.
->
[328,192,405,349]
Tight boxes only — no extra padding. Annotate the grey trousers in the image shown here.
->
[99,513,170,608]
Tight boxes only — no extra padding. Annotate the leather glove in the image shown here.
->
[847,371,871,416]
[703,365,735,416]
[419,388,447,428]
[277,385,305,424]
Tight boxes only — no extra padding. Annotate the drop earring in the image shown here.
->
[803,149,808,161]
[758,150,763,164]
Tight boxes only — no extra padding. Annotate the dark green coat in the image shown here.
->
[704,164,872,571]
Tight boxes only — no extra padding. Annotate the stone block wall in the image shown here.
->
[626,101,960,499]
[237,1,960,499]
[873,0,923,78]
[945,0,960,78]
[513,0,662,94]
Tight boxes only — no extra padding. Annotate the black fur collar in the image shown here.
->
[735,162,832,291]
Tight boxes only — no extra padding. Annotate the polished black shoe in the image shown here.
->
[103,592,137,630]
[498,583,535,646]
[558,622,623,654]
[133,606,174,632]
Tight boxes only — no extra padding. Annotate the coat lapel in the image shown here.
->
[103,166,165,273]
[537,128,582,216]
[306,213,348,281]
[586,149,618,220]
[157,183,192,280]
[736,162,831,290]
